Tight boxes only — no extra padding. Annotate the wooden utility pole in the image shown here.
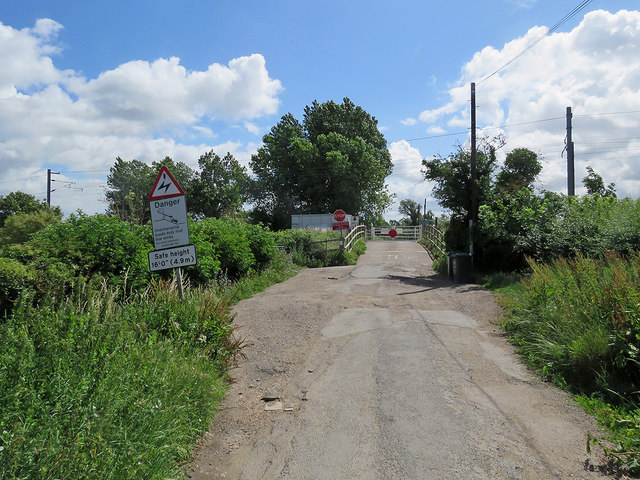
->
[566,106,575,196]
[470,82,477,256]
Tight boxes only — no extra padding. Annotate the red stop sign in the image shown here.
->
[389,229,398,238]
[334,209,346,222]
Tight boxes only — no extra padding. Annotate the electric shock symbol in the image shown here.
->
[148,166,185,201]
[158,173,172,194]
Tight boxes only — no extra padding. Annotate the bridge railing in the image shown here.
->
[303,225,366,254]
[343,225,366,252]
[422,224,446,258]
[367,225,423,241]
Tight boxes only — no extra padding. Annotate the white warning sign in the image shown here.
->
[150,196,190,250]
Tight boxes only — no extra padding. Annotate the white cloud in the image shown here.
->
[427,126,445,135]
[0,19,66,90]
[0,19,283,214]
[244,122,261,135]
[414,9,640,198]
[401,117,417,126]
[386,140,440,220]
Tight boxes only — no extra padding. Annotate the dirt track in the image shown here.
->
[188,241,619,479]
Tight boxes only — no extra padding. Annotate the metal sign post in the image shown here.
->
[148,166,197,297]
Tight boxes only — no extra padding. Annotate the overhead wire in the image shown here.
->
[477,0,594,85]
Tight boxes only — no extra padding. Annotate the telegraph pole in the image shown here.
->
[566,106,575,196]
[470,82,477,257]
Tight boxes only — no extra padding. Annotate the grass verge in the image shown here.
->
[485,253,640,474]
[0,251,297,479]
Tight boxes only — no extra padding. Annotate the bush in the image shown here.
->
[478,192,640,272]
[190,217,255,280]
[30,213,151,291]
[243,222,278,271]
[0,257,34,316]
[0,210,61,245]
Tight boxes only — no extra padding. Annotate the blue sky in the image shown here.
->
[0,1,638,220]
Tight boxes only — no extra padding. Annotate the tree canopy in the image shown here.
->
[250,98,393,229]
[190,151,250,219]
[421,147,496,221]
[105,153,248,224]
[583,165,616,198]
[0,192,59,227]
[398,199,422,226]
[495,148,542,193]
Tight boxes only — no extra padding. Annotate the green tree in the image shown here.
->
[495,148,541,193]
[190,151,250,219]
[0,192,59,227]
[250,98,393,229]
[583,165,616,198]
[421,147,496,221]
[398,199,422,225]
[249,113,305,229]
[0,210,61,245]
[106,157,197,224]
[105,158,155,224]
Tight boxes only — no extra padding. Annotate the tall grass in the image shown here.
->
[505,252,640,395]
[0,248,299,479]
[0,280,235,479]
[501,252,640,472]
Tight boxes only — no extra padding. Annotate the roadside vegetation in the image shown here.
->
[422,140,640,472]
[494,250,640,473]
[0,96,377,478]
[0,191,365,479]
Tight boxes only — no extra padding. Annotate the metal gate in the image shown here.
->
[367,225,423,241]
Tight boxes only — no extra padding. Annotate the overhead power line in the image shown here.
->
[405,131,468,142]
[477,0,594,85]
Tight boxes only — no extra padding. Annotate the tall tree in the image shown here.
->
[250,98,393,229]
[495,148,541,193]
[105,158,155,224]
[398,199,422,226]
[106,157,197,224]
[583,165,616,198]
[190,151,250,219]
[421,147,496,221]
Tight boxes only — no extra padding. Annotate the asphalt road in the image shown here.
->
[189,241,615,480]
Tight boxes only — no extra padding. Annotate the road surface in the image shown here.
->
[189,241,616,479]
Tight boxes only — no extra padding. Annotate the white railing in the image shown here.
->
[367,225,423,241]
[343,225,366,252]
[422,224,446,258]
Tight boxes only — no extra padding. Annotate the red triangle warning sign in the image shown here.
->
[148,166,185,200]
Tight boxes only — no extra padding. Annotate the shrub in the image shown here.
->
[30,213,151,291]
[478,193,640,272]
[243,222,278,271]
[0,257,34,316]
[0,210,61,245]
[190,217,255,280]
